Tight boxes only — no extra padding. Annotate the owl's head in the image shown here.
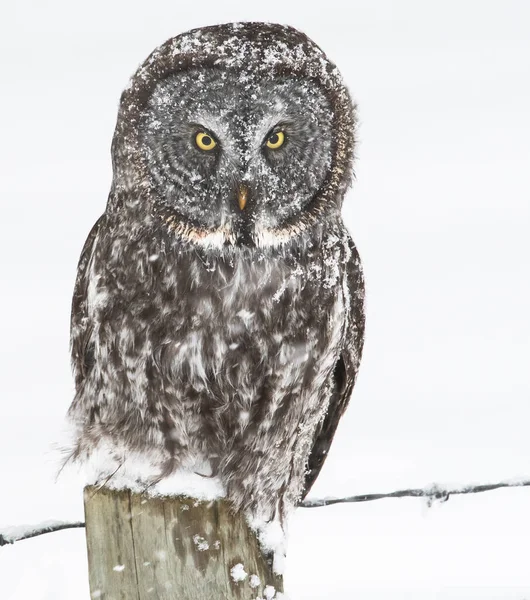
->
[110,23,356,248]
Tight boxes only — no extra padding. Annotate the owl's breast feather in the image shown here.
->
[86,225,349,416]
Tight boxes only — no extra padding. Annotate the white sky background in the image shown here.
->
[0,1,529,598]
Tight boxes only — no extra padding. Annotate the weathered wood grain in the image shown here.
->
[84,486,283,599]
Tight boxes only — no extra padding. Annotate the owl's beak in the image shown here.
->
[238,184,249,211]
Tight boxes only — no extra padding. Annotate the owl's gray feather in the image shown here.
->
[67,22,365,526]
[302,235,365,498]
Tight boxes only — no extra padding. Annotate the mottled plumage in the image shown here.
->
[67,22,365,547]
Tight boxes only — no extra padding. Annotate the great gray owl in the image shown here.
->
[67,22,365,558]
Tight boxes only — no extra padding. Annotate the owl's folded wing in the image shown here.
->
[302,236,366,499]
[70,215,105,390]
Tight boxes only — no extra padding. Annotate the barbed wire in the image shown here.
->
[2,478,529,546]
[0,521,85,547]
[299,478,530,508]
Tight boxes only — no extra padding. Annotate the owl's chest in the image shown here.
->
[96,234,346,393]
[139,246,345,389]
[167,250,338,336]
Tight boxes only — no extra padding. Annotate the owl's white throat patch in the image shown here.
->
[164,216,237,248]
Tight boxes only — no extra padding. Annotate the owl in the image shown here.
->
[67,22,365,561]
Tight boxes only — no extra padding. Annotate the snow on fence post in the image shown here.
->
[83,486,283,599]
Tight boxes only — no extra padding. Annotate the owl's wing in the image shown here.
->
[302,235,366,499]
[70,215,104,390]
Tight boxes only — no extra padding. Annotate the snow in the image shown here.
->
[60,439,226,500]
[230,563,248,582]
[248,517,287,575]
[0,520,82,545]
[192,535,210,551]
[249,574,261,588]
[1,1,530,599]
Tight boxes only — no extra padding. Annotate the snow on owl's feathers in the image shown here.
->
[67,22,365,529]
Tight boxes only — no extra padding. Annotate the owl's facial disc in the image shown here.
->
[140,68,334,243]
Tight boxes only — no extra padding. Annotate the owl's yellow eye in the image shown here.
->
[266,131,285,149]
[195,132,217,151]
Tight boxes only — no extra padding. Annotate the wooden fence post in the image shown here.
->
[84,486,284,599]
